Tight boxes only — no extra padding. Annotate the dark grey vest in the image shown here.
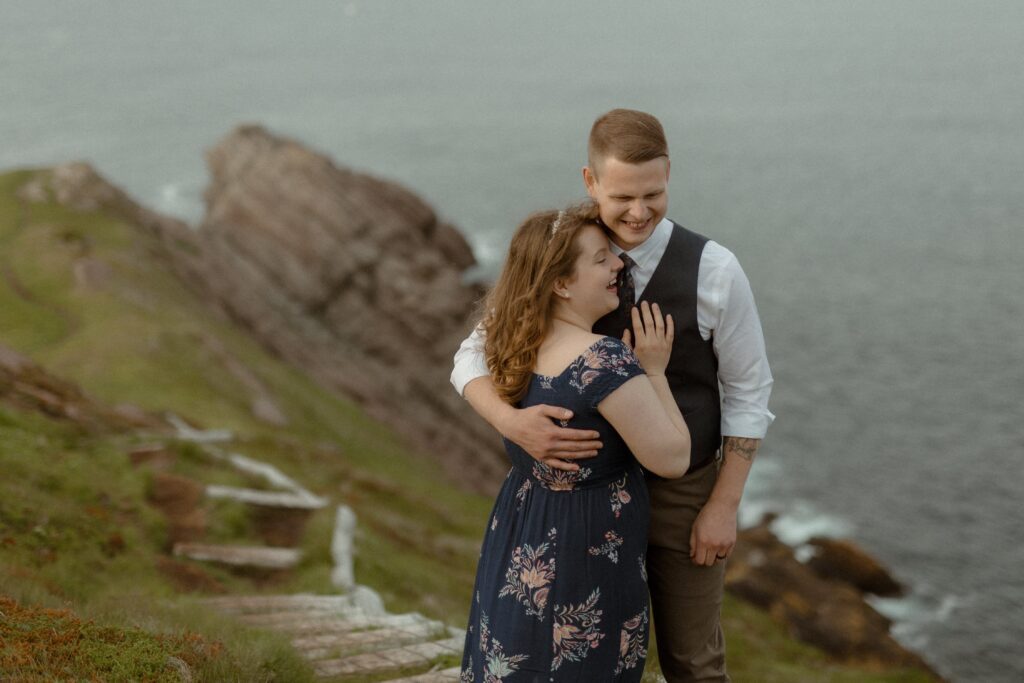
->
[594,223,722,473]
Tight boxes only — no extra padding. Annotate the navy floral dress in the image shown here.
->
[460,337,651,682]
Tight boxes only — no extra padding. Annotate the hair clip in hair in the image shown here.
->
[550,210,565,237]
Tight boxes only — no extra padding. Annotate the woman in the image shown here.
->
[460,203,691,682]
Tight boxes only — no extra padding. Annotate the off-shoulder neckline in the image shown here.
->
[532,336,623,380]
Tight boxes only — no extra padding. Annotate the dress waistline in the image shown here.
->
[510,461,641,492]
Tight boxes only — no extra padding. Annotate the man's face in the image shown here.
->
[583,156,670,251]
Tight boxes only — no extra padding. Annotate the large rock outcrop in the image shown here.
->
[31,127,507,491]
[192,126,502,490]
[726,521,940,677]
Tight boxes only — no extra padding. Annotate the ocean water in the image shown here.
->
[3,2,1023,680]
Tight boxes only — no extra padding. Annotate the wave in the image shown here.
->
[739,458,853,543]
[153,181,203,224]
[868,589,965,652]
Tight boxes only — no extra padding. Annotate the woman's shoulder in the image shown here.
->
[580,336,641,370]
[590,335,630,353]
[535,333,600,375]
[581,333,612,352]
[566,335,635,367]
[568,336,644,403]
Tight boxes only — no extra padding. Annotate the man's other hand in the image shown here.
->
[689,499,738,566]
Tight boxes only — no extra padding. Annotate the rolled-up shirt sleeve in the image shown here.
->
[701,247,775,439]
[451,324,490,396]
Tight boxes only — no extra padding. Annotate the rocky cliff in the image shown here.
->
[23,126,507,492]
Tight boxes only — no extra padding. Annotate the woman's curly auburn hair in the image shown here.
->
[482,201,603,404]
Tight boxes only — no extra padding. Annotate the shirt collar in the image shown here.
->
[610,218,673,270]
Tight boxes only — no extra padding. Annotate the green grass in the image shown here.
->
[1,595,217,682]
[0,406,316,681]
[0,167,938,682]
[0,167,490,679]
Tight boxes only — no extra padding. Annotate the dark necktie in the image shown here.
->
[617,252,636,322]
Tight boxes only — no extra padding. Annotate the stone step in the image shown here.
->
[174,543,300,569]
[167,413,233,442]
[382,666,463,683]
[293,621,449,660]
[236,607,368,631]
[312,635,464,678]
[202,593,357,615]
[205,447,328,504]
[205,484,327,509]
[241,610,431,635]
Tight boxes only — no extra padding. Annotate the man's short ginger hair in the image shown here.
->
[588,109,669,174]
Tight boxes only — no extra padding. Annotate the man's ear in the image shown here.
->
[582,166,597,198]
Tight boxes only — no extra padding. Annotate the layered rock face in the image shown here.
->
[36,127,507,491]
[193,127,502,490]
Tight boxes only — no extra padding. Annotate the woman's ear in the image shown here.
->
[553,279,571,299]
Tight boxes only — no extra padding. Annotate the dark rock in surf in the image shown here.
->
[806,536,905,597]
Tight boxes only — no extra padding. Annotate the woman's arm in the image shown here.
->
[598,303,691,478]
[598,375,691,478]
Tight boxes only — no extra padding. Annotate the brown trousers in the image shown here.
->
[646,458,730,683]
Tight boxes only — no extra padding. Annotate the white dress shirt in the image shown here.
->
[451,218,775,439]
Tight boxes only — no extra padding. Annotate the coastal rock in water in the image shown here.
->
[806,536,904,597]
[726,522,941,677]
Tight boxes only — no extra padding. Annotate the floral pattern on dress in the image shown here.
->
[551,588,604,671]
[499,528,557,619]
[463,611,529,683]
[532,462,592,491]
[614,607,649,675]
[568,340,639,395]
[514,479,532,509]
[609,474,632,518]
[638,553,647,583]
[588,530,624,564]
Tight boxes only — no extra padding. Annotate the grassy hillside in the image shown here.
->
[0,168,934,681]
[0,406,317,681]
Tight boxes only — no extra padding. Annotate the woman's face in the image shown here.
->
[561,225,623,319]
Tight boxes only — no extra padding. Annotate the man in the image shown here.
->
[450,109,774,682]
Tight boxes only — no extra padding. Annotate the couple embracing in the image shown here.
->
[452,109,774,682]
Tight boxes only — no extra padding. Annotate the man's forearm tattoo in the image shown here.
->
[723,436,760,462]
